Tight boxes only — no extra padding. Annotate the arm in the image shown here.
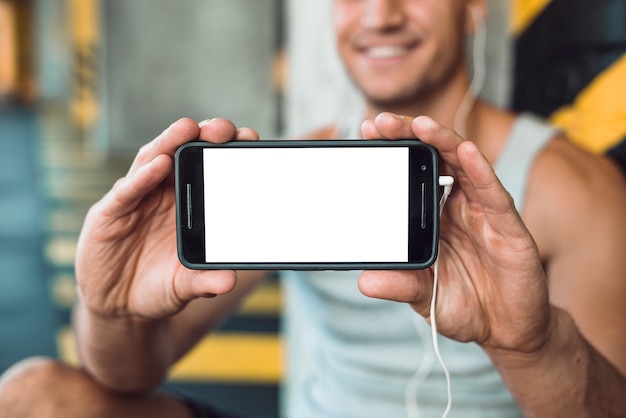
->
[486,306,626,417]
[525,137,626,375]
[359,113,626,416]
[73,118,268,393]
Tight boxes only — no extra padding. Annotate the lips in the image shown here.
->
[354,34,421,61]
[364,45,410,59]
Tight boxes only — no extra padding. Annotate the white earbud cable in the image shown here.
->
[453,16,487,138]
[405,9,485,418]
[405,177,454,418]
[431,179,454,418]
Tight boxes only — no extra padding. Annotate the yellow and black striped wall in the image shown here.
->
[512,0,626,170]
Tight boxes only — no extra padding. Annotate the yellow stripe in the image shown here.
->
[0,2,17,95]
[237,281,281,316]
[69,0,100,43]
[57,327,78,366]
[58,328,282,384]
[69,0,100,130]
[511,0,552,36]
[169,333,282,383]
[550,54,626,154]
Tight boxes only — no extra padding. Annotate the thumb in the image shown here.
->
[358,270,434,317]
[174,270,238,302]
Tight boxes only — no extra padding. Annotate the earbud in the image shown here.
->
[438,176,454,188]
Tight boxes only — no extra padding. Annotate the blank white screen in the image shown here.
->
[203,146,408,263]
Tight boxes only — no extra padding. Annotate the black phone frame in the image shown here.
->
[175,139,439,270]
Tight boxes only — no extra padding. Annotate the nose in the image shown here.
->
[363,0,406,30]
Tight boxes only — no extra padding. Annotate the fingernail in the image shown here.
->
[393,114,405,120]
[198,118,213,128]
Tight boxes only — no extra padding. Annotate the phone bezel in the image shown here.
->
[175,139,439,270]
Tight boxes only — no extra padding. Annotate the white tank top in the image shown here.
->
[281,113,557,418]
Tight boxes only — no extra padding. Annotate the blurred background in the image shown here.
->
[0,0,624,417]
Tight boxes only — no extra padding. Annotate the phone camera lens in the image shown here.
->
[420,165,427,172]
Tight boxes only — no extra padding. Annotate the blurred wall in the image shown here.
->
[284,0,512,137]
[97,0,280,154]
[35,0,71,103]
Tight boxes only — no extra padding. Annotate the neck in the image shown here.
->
[361,94,509,166]
[363,67,479,138]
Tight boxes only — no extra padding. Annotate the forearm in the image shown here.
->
[485,307,626,417]
[73,300,176,393]
[72,271,268,393]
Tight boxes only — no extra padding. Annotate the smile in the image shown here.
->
[365,45,409,59]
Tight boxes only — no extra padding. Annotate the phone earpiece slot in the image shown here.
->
[186,183,193,229]
[421,182,426,229]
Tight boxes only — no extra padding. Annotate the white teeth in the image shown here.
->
[366,45,407,59]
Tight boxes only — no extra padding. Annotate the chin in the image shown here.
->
[363,89,420,110]
[353,75,419,101]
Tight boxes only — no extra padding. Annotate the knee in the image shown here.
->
[0,356,64,394]
[0,358,191,418]
[0,357,93,417]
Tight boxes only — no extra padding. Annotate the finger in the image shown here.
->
[358,270,433,317]
[101,154,173,217]
[361,112,415,139]
[411,116,464,167]
[236,127,260,141]
[410,116,480,199]
[457,141,510,211]
[457,141,533,242]
[129,118,201,175]
[198,118,240,143]
[175,270,238,303]
[360,119,379,139]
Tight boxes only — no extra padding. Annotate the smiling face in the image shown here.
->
[333,0,475,112]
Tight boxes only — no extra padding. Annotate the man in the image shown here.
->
[1,113,625,417]
[283,0,626,416]
[1,0,626,417]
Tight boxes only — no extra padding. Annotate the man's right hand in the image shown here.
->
[75,118,259,322]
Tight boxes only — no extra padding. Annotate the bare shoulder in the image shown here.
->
[527,135,626,373]
[535,135,624,199]
[526,134,626,254]
[533,134,626,206]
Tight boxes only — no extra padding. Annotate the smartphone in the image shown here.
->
[175,140,439,270]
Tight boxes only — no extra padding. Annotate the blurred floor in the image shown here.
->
[0,104,280,417]
[0,105,58,370]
